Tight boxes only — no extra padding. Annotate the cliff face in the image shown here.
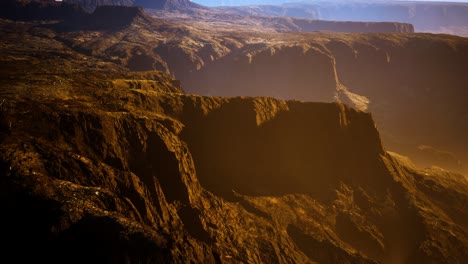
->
[325,35,468,174]
[180,98,385,200]
[169,33,468,174]
[1,15,468,263]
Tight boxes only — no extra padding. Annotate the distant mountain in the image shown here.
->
[64,0,134,11]
[193,0,298,6]
[0,0,87,20]
[62,0,200,11]
[134,0,200,9]
[215,0,468,36]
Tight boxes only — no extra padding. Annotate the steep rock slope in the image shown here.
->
[161,31,468,174]
[1,14,468,264]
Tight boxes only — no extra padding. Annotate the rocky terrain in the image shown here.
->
[1,1,467,263]
[25,1,463,174]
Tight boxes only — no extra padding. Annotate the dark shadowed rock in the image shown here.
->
[0,0,87,21]
[87,5,150,29]
[64,0,135,12]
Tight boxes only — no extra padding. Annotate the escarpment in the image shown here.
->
[167,33,468,174]
[184,44,340,102]
[179,98,386,200]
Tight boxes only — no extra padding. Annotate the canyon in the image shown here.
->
[0,1,467,263]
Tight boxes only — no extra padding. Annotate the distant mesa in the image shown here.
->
[133,0,201,10]
[60,0,201,11]
[0,0,87,21]
[0,1,156,30]
[63,0,134,12]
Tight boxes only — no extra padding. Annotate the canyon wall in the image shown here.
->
[173,34,468,174]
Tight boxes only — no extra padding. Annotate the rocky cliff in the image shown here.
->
[175,33,468,174]
[1,12,468,263]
